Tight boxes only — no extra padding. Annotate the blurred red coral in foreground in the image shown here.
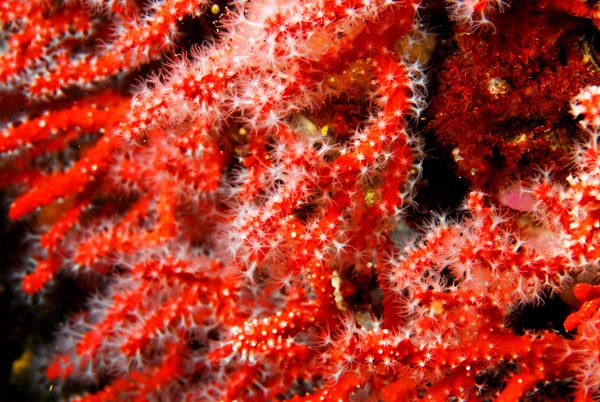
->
[2,0,600,401]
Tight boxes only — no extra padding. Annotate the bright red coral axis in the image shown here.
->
[1,0,600,401]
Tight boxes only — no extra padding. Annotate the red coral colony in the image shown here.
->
[2,0,600,401]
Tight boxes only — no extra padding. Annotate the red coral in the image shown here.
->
[1,0,600,401]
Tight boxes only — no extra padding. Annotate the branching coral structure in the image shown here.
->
[1,0,600,401]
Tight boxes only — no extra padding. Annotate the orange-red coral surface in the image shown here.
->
[1,0,600,401]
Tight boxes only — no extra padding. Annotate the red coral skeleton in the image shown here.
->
[2,0,600,401]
